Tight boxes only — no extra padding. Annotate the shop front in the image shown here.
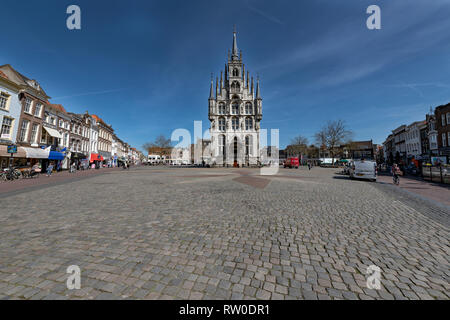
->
[0,145,28,169]
[89,153,103,169]
[439,147,450,164]
[48,151,66,171]
[99,151,112,167]
[71,152,87,170]
[19,147,51,171]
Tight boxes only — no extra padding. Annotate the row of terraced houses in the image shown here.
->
[382,103,450,166]
[0,64,142,171]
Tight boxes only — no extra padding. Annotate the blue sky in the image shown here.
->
[2,0,450,150]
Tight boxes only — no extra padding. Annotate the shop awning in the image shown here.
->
[43,126,63,139]
[22,147,50,159]
[48,151,65,160]
[0,145,27,158]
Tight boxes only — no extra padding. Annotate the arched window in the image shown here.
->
[218,117,226,131]
[218,103,225,115]
[245,117,253,130]
[232,103,239,115]
[245,136,253,156]
[233,68,239,77]
[232,117,239,130]
[245,103,252,114]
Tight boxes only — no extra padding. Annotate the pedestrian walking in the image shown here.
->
[46,162,54,177]
[392,163,401,185]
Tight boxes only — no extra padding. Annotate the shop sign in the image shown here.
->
[7,145,17,154]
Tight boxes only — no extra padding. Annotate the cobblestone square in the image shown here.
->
[0,166,448,300]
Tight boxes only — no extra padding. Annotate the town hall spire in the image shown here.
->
[231,25,239,60]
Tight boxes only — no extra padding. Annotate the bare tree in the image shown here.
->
[143,135,172,162]
[287,135,309,159]
[315,120,352,164]
[290,135,308,146]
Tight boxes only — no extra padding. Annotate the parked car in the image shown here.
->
[284,157,299,169]
[349,160,377,182]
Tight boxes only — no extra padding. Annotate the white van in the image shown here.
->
[349,160,377,182]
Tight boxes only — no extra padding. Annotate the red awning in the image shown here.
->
[90,153,104,162]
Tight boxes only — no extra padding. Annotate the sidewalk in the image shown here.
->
[377,174,450,206]
[0,167,121,196]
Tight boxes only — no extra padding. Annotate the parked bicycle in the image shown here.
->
[1,167,23,181]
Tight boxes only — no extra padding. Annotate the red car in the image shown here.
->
[284,157,299,169]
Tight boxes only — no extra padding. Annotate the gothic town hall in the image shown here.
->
[208,29,262,167]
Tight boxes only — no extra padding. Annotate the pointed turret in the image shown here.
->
[246,71,249,89]
[231,26,239,60]
[224,64,228,82]
[251,77,254,96]
[256,76,261,99]
[209,74,214,99]
[215,77,219,97]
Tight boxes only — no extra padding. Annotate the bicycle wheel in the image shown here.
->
[14,172,20,179]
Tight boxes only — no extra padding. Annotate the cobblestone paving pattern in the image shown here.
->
[0,167,448,300]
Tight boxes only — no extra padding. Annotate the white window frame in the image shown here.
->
[41,128,47,144]
[34,103,42,117]
[19,120,30,142]
[24,98,32,114]
[0,117,14,140]
[30,123,39,144]
[0,92,10,110]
